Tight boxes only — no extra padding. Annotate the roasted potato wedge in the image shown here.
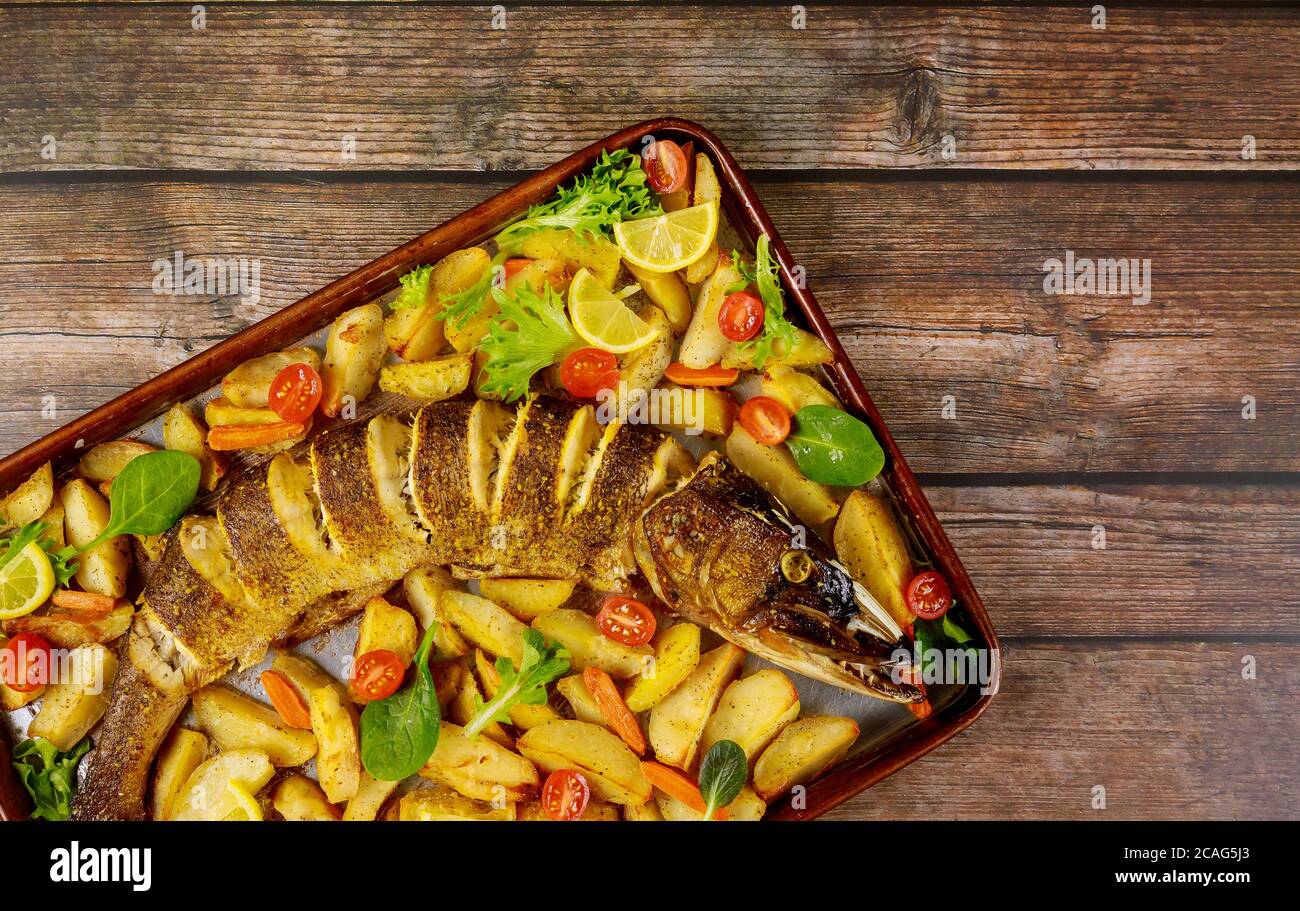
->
[59,479,129,598]
[518,799,620,821]
[150,727,209,821]
[679,257,744,368]
[623,622,702,713]
[762,364,841,413]
[170,749,275,821]
[440,591,528,665]
[521,228,620,288]
[477,577,575,622]
[517,720,651,806]
[351,596,418,700]
[308,684,361,803]
[269,652,341,705]
[77,440,156,484]
[402,566,470,659]
[420,721,539,803]
[701,669,800,762]
[682,154,722,284]
[273,774,341,821]
[555,673,606,727]
[647,642,744,770]
[343,768,401,821]
[222,347,321,408]
[654,784,765,821]
[1,462,53,529]
[377,353,473,403]
[191,684,318,767]
[721,327,833,370]
[624,261,692,334]
[726,424,839,527]
[162,403,227,490]
[532,608,652,679]
[27,643,118,750]
[834,490,915,629]
[652,384,737,438]
[399,785,514,821]
[321,303,386,418]
[617,307,673,404]
[389,246,490,359]
[623,799,665,821]
[203,397,283,428]
[37,500,65,549]
[752,715,860,802]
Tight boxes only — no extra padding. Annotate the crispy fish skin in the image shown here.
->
[636,453,923,704]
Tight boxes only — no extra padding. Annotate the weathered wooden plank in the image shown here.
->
[2,175,1296,472]
[2,4,1298,171]
[826,641,1299,820]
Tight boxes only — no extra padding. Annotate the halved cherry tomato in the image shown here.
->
[540,768,590,821]
[50,589,119,616]
[207,421,306,452]
[596,595,656,647]
[643,139,688,195]
[503,257,533,280]
[2,632,50,693]
[640,761,728,820]
[738,395,791,445]
[908,697,934,720]
[718,290,764,342]
[260,669,313,729]
[582,667,647,755]
[906,571,952,620]
[560,347,619,399]
[351,649,405,702]
[269,363,323,424]
[663,362,740,387]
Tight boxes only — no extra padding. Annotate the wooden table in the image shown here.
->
[1,3,1296,819]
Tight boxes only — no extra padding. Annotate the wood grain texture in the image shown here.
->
[825,641,1300,820]
[1,4,1299,171]
[3,175,1296,472]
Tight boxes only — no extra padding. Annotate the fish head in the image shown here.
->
[636,453,923,703]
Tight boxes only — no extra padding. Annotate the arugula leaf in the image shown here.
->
[390,264,435,311]
[12,736,91,821]
[727,234,798,370]
[698,739,747,821]
[360,624,441,780]
[463,628,569,739]
[0,521,76,587]
[493,148,660,254]
[476,283,579,402]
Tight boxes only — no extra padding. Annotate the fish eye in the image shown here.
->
[779,548,814,583]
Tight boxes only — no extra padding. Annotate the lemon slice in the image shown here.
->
[568,268,658,354]
[222,781,264,821]
[0,542,55,621]
[613,201,718,273]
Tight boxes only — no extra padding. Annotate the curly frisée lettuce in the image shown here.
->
[493,148,661,254]
[389,263,435,311]
[728,233,798,371]
[0,521,76,588]
[477,283,579,402]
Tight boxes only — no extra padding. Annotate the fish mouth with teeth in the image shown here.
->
[634,452,923,704]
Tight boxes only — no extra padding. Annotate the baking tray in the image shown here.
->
[0,118,999,821]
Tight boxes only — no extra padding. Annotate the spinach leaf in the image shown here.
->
[13,736,92,821]
[360,624,441,780]
[78,450,201,556]
[786,405,884,486]
[698,739,747,821]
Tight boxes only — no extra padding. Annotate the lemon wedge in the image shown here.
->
[613,202,718,273]
[568,268,657,354]
[222,781,265,821]
[0,541,55,621]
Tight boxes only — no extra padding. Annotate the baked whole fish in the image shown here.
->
[73,394,918,820]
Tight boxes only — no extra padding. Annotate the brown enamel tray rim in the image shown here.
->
[0,117,999,822]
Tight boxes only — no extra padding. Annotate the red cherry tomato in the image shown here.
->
[2,632,51,693]
[643,139,688,195]
[596,596,657,647]
[718,290,764,342]
[541,768,591,821]
[738,396,791,446]
[268,362,323,424]
[560,347,619,399]
[907,571,953,620]
[351,649,406,701]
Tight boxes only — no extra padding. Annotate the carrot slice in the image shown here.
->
[640,761,728,820]
[261,669,313,729]
[207,421,305,452]
[503,257,533,279]
[583,667,646,755]
[50,589,119,616]
[664,362,740,387]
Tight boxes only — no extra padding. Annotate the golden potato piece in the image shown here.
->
[761,364,842,414]
[478,577,575,622]
[420,721,539,803]
[555,674,606,727]
[623,622,701,713]
[517,799,620,821]
[517,720,651,806]
[647,642,744,770]
[752,715,860,802]
[351,596,417,701]
[721,327,833,370]
[309,684,361,803]
[273,774,341,821]
[377,353,472,403]
[191,684,318,767]
[834,490,916,629]
[440,590,528,665]
[402,566,470,659]
[624,262,691,334]
[170,749,275,821]
[652,385,737,439]
[1,461,53,529]
[623,799,665,821]
[27,644,118,751]
[60,479,129,598]
[151,727,209,821]
[521,229,620,288]
[725,424,839,527]
[77,440,156,484]
[343,768,400,821]
[321,303,386,418]
[701,669,800,762]
[223,347,321,408]
[532,608,651,679]
[679,257,743,368]
[398,785,514,821]
[162,404,227,490]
